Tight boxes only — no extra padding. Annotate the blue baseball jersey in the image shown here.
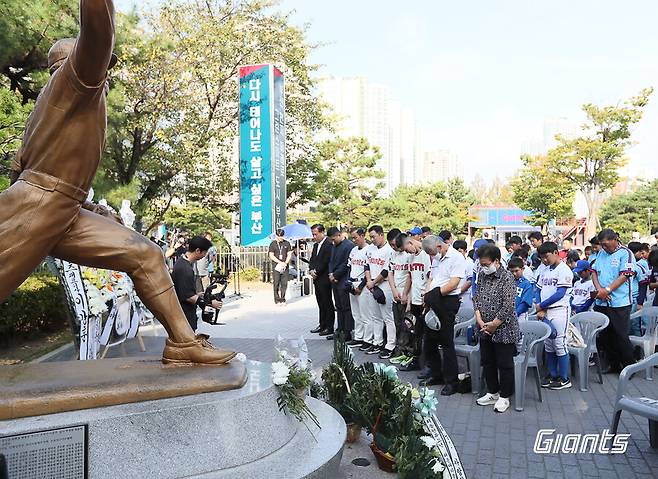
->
[515,276,534,315]
[592,245,635,307]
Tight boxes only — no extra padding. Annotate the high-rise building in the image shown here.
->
[422,150,462,183]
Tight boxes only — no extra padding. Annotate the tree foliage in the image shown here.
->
[314,137,385,226]
[0,88,32,191]
[547,88,653,237]
[600,180,658,240]
[364,179,475,234]
[0,0,79,103]
[162,201,231,236]
[511,154,575,229]
[470,174,514,206]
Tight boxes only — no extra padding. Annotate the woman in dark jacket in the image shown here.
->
[473,243,521,413]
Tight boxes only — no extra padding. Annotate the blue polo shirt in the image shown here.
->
[593,245,635,308]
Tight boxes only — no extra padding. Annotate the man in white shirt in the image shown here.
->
[363,225,396,358]
[421,235,466,396]
[347,228,374,347]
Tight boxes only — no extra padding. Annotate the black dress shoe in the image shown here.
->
[310,327,323,334]
[601,364,622,374]
[318,329,333,336]
[326,335,334,340]
[419,376,444,387]
[417,367,432,380]
[440,383,458,396]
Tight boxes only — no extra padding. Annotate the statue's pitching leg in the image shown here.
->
[50,209,236,364]
[0,182,79,302]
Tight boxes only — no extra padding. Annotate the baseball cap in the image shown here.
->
[573,260,591,274]
[371,286,386,305]
[425,310,441,331]
[409,226,422,235]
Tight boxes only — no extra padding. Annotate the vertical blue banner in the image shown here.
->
[272,67,286,229]
[239,65,273,245]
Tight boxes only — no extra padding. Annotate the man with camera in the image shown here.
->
[172,236,223,332]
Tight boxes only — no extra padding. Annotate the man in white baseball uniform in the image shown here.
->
[348,228,374,348]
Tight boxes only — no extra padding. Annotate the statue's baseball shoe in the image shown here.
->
[162,334,236,364]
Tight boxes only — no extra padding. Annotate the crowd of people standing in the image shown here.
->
[303,223,658,413]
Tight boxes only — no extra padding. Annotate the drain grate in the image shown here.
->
[351,457,371,467]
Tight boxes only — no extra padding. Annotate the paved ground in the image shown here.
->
[46,284,658,478]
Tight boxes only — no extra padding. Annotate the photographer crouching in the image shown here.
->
[172,236,223,332]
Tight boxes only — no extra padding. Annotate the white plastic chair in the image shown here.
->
[629,306,658,380]
[568,312,609,391]
[514,320,551,412]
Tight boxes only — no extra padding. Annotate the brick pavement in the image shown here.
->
[45,286,658,478]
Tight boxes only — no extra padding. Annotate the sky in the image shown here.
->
[116,0,658,182]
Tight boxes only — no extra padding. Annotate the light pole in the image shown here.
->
[648,207,653,236]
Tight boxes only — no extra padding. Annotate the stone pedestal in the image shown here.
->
[0,361,345,479]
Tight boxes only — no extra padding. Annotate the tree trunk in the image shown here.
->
[583,188,601,241]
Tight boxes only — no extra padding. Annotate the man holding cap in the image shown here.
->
[420,235,466,395]
[328,227,355,340]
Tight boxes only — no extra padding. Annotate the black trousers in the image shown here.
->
[594,305,635,368]
[424,293,460,385]
[480,335,515,398]
[410,303,426,363]
[332,283,354,337]
[272,269,288,303]
[314,279,335,331]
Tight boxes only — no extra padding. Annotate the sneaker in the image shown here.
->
[399,356,415,367]
[378,348,395,359]
[417,367,433,380]
[549,377,572,390]
[346,340,362,347]
[541,375,556,388]
[399,358,420,371]
[365,345,382,355]
[476,392,500,406]
[493,397,510,413]
[389,354,408,364]
[358,342,372,352]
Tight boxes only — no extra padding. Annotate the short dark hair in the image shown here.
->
[421,226,431,233]
[188,236,212,253]
[350,227,366,236]
[476,244,501,262]
[394,233,408,249]
[584,245,592,253]
[628,241,642,254]
[528,231,543,242]
[597,229,618,242]
[538,241,558,256]
[453,240,467,251]
[508,257,525,270]
[512,249,528,260]
[486,238,495,244]
[387,228,402,241]
[649,249,658,268]
[311,223,325,233]
[567,250,581,262]
[438,230,452,242]
[276,228,285,237]
[589,236,600,246]
[368,225,384,235]
[327,226,340,237]
[509,235,522,245]
[641,243,650,252]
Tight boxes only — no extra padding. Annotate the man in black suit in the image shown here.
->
[328,227,355,341]
[308,224,335,336]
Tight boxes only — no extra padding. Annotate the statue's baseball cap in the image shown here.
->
[48,38,118,73]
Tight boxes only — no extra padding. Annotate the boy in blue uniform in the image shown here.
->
[508,257,534,321]
[628,242,650,311]
[535,242,573,390]
[570,260,596,314]
[591,229,636,374]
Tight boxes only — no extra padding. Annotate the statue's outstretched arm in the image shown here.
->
[73,0,116,86]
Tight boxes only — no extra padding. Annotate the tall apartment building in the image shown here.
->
[422,150,463,183]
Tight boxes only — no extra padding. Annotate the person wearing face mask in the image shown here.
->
[419,235,465,395]
[473,244,520,413]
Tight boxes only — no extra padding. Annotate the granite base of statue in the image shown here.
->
[0,360,345,479]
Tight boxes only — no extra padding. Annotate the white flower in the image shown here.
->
[271,361,290,385]
[234,353,247,363]
[431,459,445,474]
[420,436,437,450]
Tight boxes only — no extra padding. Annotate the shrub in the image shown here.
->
[239,266,261,282]
[0,274,68,345]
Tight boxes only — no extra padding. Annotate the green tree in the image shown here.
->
[511,154,575,231]
[547,88,653,238]
[98,0,326,229]
[366,180,475,234]
[0,88,32,191]
[315,137,384,226]
[163,201,231,235]
[600,180,658,240]
[0,0,79,102]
